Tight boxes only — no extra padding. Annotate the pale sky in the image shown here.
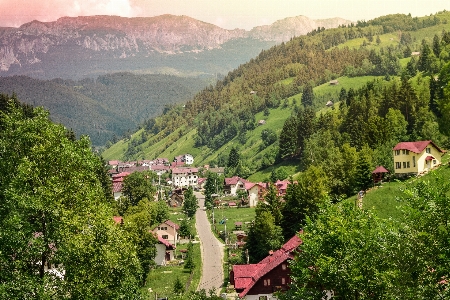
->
[0,0,449,30]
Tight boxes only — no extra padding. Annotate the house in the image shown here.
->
[208,167,225,176]
[393,140,444,177]
[245,182,268,207]
[172,167,199,188]
[111,172,130,199]
[197,177,207,190]
[150,165,170,173]
[230,234,302,299]
[173,154,194,165]
[113,216,123,225]
[154,234,176,266]
[224,176,249,196]
[274,180,290,197]
[153,220,180,245]
[169,190,184,207]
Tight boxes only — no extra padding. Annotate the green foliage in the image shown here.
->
[284,173,450,299]
[281,166,330,239]
[122,171,157,207]
[183,187,199,218]
[227,146,240,168]
[0,101,142,298]
[184,241,195,273]
[173,277,184,295]
[178,218,193,238]
[261,128,277,147]
[245,202,284,263]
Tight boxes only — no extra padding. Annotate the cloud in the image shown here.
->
[0,0,140,27]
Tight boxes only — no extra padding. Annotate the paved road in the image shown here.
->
[195,192,225,294]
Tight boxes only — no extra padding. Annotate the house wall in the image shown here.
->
[248,187,259,207]
[155,244,167,266]
[393,146,442,175]
[154,225,178,244]
[247,263,291,297]
[173,173,198,187]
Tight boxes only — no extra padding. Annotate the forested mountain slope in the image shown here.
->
[104,11,450,197]
[0,73,208,146]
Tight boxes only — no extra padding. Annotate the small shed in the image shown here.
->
[326,100,333,107]
[329,79,339,85]
[372,166,389,184]
[258,120,266,125]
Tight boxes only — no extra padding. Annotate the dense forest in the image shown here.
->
[0,73,208,146]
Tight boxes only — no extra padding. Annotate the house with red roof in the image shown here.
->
[224,176,249,196]
[153,220,180,245]
[154,234,176,266]
[275,180,290,197]
[245,182,268,207]
[230,234,302,299]
[393,140,444,177]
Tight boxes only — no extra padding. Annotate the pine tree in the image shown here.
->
[301,83,314,107]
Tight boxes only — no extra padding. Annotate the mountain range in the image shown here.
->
[0,14,351,79]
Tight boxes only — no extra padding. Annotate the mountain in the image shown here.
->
[0,73,208,146]
[102,11,450,181]
[249,16,352,42]
[0,14,350,79]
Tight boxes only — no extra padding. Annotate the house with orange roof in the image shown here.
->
[393,140,445,177]
[230,234,302,299]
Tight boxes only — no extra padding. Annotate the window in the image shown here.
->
[407,161,410,168]
[259,297,268,300]
[403,162,407,169]
[281,278,286,285]
[162,235,168,239]
[263,279,271,286]
[433,160,437,165]
[396,162,401,169]
[402,149,409,155]
[281,264,287,270]
[413,156,416,167]
[395,150,400,156]
[426,148,431,153]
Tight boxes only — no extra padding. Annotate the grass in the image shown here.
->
[352,153,450,220]
[207,206,255,244]
[142,242,202,299]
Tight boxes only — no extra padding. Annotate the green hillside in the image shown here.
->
[103,11,450,193]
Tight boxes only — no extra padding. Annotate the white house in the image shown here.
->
[154,234,176,266]
[172,167,198,188]
[224,176,249,196]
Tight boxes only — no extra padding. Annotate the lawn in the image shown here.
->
[207,206,256,244]
[142,242,202,299]
[354,152,450,220]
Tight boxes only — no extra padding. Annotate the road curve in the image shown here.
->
[195,192,225,294]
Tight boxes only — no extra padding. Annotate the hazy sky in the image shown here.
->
[0,0,449,30]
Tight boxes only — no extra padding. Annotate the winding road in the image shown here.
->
[195,192,225,295]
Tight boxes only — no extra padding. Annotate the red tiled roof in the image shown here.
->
[163,219,180,230]
[156,234,175,250]
[108,160,120,165]
[275,180,290,190]
[112,182,123,193]
[113,216,123,224]
[197,178,207,184]
[232,234,302,298]
[372,166,389,174]
[393,140,444,153]
[425,155,435,161]
[151,165,170,171]
[228,202,236,206]
[225,176,249,186]
[245,182,256,190]
[172,167,198,174]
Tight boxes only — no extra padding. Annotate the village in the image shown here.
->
[107,139,446,299]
